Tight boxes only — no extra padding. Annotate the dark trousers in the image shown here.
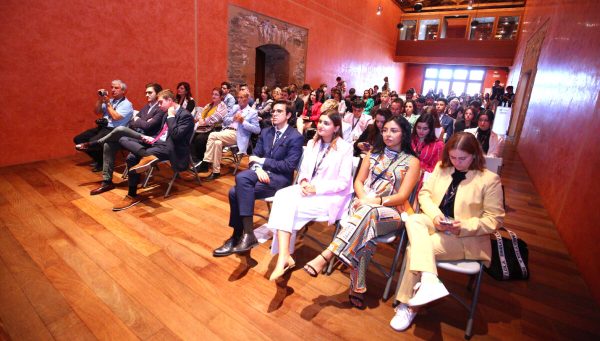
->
[73,126,113,165]
[191,131,211,163]
[228,169,280,236]
[125,142,170,196]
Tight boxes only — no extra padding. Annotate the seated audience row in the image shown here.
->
[72,78,507,334]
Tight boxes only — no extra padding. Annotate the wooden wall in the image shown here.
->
[508,0,600,304]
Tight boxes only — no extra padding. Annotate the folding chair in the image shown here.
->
[222,144,243,175]
[436,260,484,340]
[141,131,201,197]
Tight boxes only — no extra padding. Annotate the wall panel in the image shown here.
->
[508,0,600,304]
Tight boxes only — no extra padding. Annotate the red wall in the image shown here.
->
[0,0,197,167]
[508,0,600,304]
[0,0,404,167]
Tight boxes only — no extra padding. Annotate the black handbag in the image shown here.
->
[484,227,529,280]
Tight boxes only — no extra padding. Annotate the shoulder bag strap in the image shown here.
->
[493,230,510,280]
[504,228,528,278]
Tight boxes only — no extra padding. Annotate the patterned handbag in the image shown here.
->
[485,227,530,280]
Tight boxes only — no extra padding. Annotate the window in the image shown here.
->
[422,66,484,96]
[418,19,439,40]
[399,20,417,40]
[469,17,495,40]
[495,16,519,40]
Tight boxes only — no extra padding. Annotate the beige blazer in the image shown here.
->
[419,163,505,263]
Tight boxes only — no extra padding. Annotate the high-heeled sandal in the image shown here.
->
[303,253,329,277]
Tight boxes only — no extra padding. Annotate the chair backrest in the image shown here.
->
[484,156,503,174]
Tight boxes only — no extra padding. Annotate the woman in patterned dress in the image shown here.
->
[303,116,421,308]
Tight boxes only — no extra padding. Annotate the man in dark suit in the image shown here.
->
[213,99,304,257]
[112,89,194,211]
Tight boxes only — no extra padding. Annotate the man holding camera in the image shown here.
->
[74,80,134,171]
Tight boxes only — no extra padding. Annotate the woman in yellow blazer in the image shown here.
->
[390,132,505,332]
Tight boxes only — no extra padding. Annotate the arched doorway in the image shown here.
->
[254,44,290,97]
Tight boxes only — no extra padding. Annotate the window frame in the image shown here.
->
[422,66,485,96]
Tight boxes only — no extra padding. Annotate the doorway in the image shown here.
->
[254,44,290,97]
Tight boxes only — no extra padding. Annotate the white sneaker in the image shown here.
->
[390,304,417,331]
[407,280,449,307]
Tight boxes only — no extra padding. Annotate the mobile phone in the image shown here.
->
[440,217,454,226]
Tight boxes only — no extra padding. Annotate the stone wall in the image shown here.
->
[228,5,308,91]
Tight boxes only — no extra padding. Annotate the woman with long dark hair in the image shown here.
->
[411,113,444,173]
[297,88,324,134]
[404,99,420,128]
[176,82,196,112]
[354,108,392,156]
[363,89,375,116]
[454,107,478,133]
[464,110,505,157]
[267,109,354,281]
[304,116,420,309]
[253,86,274,128]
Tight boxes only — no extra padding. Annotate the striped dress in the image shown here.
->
[327,148,415,293]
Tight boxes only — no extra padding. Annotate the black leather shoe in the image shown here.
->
[205,172,220,181]
[194,162,210,173]
[90,182,115,195]
[213,236,239,257]
[231,233,258,254]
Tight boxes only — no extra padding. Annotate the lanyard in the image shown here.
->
[351,116,360,130]
[111,97,125,110]
[370,153,399,188]
[311,143,331,180]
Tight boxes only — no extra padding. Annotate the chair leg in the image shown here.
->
[165,172,178,198]
[142,165,156,188]
[465,263,484,340]
[189,155,201,185]
[326,222,342,275]
[122,165,129,179]
[383,229,407,301]
[233,154,242,175]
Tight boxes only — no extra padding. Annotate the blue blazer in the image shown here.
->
[253,126,304,188]
[441,114,455,142]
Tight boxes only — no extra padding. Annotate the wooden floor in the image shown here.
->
[1,143,599,341]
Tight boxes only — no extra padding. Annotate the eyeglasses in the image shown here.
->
[478,118,490,122]
[145,91,154,94]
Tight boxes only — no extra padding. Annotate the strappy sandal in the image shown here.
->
[349,291,366,310]
[303,253,329,277]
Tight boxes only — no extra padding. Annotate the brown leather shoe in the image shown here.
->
[112,195,142,211]
[129,155,159,174]
[75,142,91,151]
[90,182,115,195]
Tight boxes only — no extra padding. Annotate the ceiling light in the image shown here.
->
[468,0,474,10]
[414,2,423,12]
[376,1,382,15]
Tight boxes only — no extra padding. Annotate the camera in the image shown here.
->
[98,89,108,97]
